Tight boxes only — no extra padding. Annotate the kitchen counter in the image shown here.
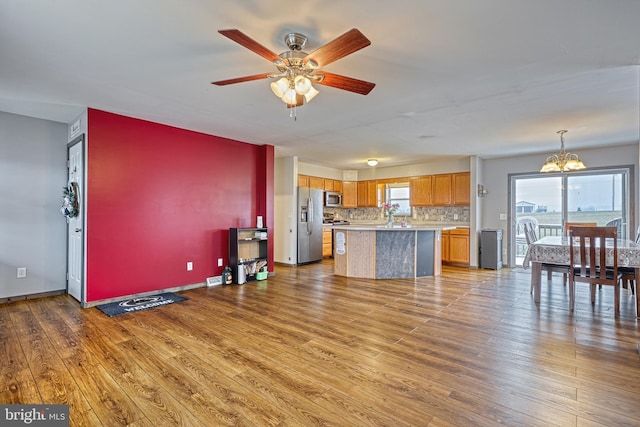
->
[331,226,446,279]
[330,223,458,231]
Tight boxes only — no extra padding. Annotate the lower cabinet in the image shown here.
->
[323,227,333,257]
[442,227,469,265]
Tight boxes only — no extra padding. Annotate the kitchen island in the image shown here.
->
[331,224,456,279]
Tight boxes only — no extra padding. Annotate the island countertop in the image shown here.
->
[329,223,458,231]
[332,226,445,279]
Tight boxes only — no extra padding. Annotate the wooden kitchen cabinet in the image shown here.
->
[308,176,325,189]
[452,172,470,205]
[333,180,343,193]
[441,230,450,262]
[410,176,433,206]
[298,175,309,188]
[432,174,452,206]
[323,179,334,191]
[367,181,378,207]
[448,228,470,264]
[342,181,358,207]
[357,180,378,207]
[322,227,333,257]
[357,181,367,207]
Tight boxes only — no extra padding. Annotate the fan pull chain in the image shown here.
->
[289,103,297,121]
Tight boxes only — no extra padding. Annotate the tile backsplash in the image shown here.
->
[325,206,470,223]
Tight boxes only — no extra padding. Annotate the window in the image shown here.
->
[509,167,632,267]
[386,183,411,215]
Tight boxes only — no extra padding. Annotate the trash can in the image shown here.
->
[480,229,503,270]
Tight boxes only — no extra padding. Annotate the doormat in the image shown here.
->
[95,292,187,317]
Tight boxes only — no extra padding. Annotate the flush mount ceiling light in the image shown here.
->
[540,130,587,172]
[211,29,375,119]
[367,159,378,166]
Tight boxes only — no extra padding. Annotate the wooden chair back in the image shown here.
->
[523,222,538,245]
[565,222,597,236]
[568,226,620,315]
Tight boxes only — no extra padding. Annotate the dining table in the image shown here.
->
[523,235,640,318]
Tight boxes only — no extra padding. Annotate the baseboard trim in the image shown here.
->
[0,289,66,305]
[81,282,205,308]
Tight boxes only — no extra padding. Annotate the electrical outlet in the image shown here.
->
[218,258,223,267]
[453,214,459,220]
[186,262,193,271]
[17,267,27,278]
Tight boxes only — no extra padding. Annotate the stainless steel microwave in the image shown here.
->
[325,191,342,207]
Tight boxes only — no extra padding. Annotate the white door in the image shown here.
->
[67,136,84,301]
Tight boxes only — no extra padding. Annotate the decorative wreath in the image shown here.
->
[61,182,80,218]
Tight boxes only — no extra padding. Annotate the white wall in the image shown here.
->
[357,157,470,181]
[274,156,298,265]
[0,112,68,299]
[481,143,639,265]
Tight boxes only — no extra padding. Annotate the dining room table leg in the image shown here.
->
[531,261,542,303]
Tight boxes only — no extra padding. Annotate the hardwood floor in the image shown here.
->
[2,262,640,426]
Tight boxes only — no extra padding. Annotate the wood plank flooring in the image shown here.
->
[1,262,640,426]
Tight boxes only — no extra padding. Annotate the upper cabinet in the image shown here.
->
[432,174,452,206]
[342,181,357,207]
[297,172,470,208]
[452,172,470,205]
[357,180,378,207]
[410,176,433,206]
[308,176,325,189]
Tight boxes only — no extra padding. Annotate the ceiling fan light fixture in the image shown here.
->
[540,130,587,173]
[270,77,289,97]
[281,87,298,105]
[294,75,312,95]
[304,86,319,102]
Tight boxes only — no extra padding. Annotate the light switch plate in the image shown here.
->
[499,213,507,220]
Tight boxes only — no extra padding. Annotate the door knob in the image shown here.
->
[75,228,82,232]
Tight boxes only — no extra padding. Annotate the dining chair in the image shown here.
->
[605,217,623,236]
[619,225,640,296]
[523,222,568,291]
[568,226,622,316]
[564,222,597,236]
[516,216,538,257]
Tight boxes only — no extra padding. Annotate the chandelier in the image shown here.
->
[540,130,586,172]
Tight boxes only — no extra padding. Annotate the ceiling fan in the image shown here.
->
[211,28,375,108]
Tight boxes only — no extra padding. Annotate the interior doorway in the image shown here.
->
[66,135,84,301]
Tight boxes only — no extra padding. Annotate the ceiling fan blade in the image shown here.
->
[211,73,270,86]
[314,72,375,95]
[304,28,371,67]
[218,29,282,63]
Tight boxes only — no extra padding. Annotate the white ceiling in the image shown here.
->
[2,0,640,169]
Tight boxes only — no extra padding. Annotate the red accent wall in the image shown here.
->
[86,109,274,301]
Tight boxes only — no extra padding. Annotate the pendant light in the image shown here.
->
[540,130,586,172]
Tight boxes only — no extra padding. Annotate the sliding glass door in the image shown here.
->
[510,167,631,267]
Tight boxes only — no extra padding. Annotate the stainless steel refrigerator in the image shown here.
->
[297,187,324,264]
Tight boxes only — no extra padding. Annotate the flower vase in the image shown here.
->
[387,214,394,227]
